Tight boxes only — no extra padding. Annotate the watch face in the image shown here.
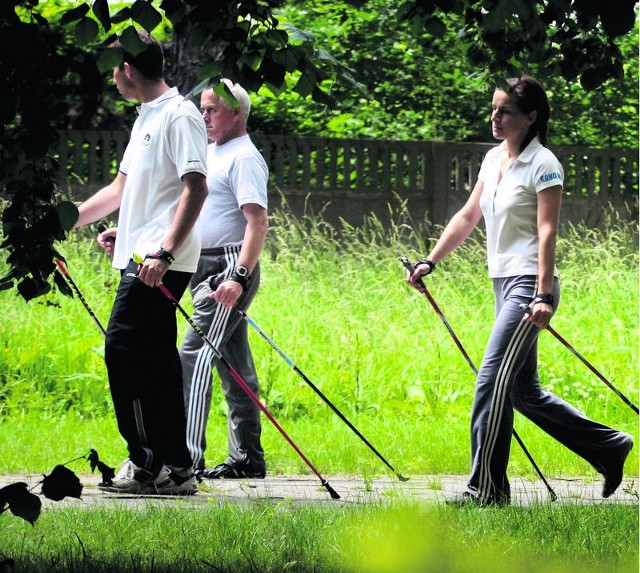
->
[236,266,249,277]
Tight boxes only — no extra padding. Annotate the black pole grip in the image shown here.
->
[399,256,426,289]
[97,222,115,246]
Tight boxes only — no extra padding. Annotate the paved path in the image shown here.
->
[2,473,637,508]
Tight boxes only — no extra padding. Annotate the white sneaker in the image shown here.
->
[98,460,157,494]
[151,466,198,496]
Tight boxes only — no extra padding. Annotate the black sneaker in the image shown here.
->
[202,461,266,480]
[602,433,634,498]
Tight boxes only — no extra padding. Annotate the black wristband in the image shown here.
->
[145,248,175,265]
[533,293,554,306]
[414,258,436,275]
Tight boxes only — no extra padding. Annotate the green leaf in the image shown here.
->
[283,23,316,43]
[213,82,239,109]
[196,62,225,82]
[92,0,111,32]
[240,50,264,72]
[260,56,286,88]
[74,17,99,45]
[130,0,163,33]
[315,48,339,66]
[0,483,41,524]
[120,26,148,56]
[41,465,83,502]
[53,270,74,299]
[60,3,90,25]
[424,16,447,39]
[97,47,123,74]
[311,86,335,108]
[17,277,51,302]
[294,74,315,98]
[56,201,79,232]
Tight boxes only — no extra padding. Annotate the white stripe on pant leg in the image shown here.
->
[478,320,530,497]
[478,319,534,499]
[482,320,532,464]
[185,290,234,468]
[186,345,215,467]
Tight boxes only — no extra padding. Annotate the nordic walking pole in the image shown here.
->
[520,305,639,415]
[399,256,558,501]
[238,309,410,481]
[157,283,340,500]
[54,258,107,336]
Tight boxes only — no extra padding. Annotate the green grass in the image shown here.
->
[0,204,638,571]
[1,204,636,476]
[0,502,637,572]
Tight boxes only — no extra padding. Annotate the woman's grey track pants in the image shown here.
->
[467,274,629,504]
[179,247,265,473]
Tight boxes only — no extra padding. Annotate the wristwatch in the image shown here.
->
[230,265,250,289]
[145,247,175,265]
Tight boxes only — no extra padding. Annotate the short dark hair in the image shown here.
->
[506,76,551,151]
[113,30,164,81]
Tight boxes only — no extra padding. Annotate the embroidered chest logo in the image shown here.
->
[143,133,151,146]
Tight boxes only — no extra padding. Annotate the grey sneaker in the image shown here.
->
[151,466,198,496]
[98,459,157,494]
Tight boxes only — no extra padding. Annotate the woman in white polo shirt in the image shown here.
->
[408,76,632,506]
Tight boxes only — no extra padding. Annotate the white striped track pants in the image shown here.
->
[467,274,627,504]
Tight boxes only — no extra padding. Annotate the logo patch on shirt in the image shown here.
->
[143,133,151,146]
[540,172,561,183]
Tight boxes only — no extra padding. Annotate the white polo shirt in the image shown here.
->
[200,134,268,249]
[478,137,563,278]
[114,87,208,272]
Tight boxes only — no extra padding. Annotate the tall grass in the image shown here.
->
[0,502,637,572]
[0,203,637,479]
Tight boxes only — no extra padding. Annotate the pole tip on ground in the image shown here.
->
[397,473,410,482]
[323,481,341,500]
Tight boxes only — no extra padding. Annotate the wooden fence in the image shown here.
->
[55,131,638,228]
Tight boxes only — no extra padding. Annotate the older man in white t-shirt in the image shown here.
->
[180,79,269,479]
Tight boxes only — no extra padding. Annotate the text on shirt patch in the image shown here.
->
[540,172,561,183]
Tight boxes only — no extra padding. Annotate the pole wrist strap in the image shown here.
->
[533,293,554,305]
[414,258,436,275]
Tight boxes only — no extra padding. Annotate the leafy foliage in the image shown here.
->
[250,0,638,146]
[0,0,360,302]
[0,449,114,524]
[0,0,637,303]
[398,0,637,90]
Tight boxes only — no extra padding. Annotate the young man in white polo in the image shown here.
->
[75,30,208,495]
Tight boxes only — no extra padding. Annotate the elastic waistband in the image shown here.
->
[200,246,241,256]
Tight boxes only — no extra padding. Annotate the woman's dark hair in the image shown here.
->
[113,30,164,81]
[507,76,550,151]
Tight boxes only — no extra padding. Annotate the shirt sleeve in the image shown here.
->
[167,102,208,179]
[534,149,564,192]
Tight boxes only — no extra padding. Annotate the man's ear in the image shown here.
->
[123,62,135,79]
